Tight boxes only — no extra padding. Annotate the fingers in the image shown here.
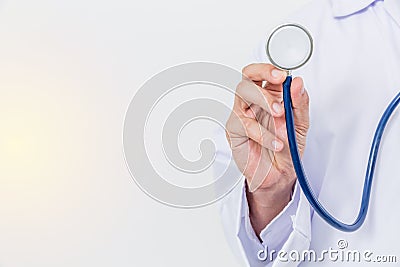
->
[235,80,270,115]
[234,79,285,118]
[231,63,309,153]
[242,63,287,85]
[226,114,284,152]
[234,63,288,119]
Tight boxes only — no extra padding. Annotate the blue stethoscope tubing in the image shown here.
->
[283,75,400,232]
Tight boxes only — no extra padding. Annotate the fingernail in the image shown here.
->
[271,69,284,79]
[272,140,283,151]
[301,86,305,95]
[272,102,283,114]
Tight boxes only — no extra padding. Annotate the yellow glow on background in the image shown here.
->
[0,111,45,174]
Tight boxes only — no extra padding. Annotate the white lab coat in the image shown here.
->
[215,0,400,266]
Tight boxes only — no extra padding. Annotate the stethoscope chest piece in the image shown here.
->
[266,23,313,72]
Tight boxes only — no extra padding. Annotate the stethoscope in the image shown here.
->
[266,23,400,232]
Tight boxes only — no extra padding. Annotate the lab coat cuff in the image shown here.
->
[259,183,300,244]
[240,182,300,249]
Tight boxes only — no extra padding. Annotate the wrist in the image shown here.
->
[247,180,294,211]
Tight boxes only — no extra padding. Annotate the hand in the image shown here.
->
[225,63,310,234]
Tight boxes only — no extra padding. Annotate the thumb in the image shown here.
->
[290,77,308,110]
[288,77,310,152]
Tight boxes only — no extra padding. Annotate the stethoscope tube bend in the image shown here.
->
[283,76,400,232]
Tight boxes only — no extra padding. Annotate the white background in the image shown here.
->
[0,0,311,266]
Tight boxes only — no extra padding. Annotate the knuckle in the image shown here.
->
[225,130,231,144]
[241,64,253,76]
[295,122,309,137]
[225,116,233,131]
[226,113,239,132]
[235,80,246,93]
